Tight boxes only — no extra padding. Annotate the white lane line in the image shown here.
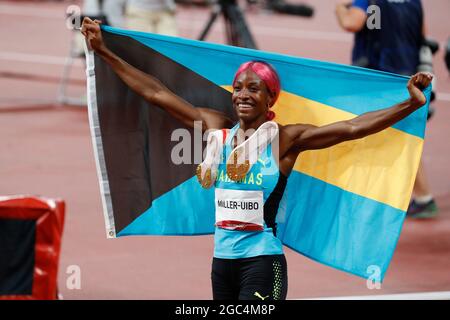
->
[255,26,352,42]
[0,52,83,66]
[1,51,449,103]
[177,18,353,43]
[0,3,65,19]
[298,291,450,300]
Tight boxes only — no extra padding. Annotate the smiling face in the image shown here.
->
[232,69,273,123]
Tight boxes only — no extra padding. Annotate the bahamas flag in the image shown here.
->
[85,26,430,281]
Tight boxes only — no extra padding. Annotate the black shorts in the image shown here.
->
[211,254,288,300]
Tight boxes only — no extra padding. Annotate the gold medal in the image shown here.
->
[196,165,213,189]
[226,149,250,182]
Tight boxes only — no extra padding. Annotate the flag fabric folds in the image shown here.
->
[85,26,430,281]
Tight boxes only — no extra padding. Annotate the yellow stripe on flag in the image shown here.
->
[222,86,423,211]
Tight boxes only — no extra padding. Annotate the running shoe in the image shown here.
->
[406,199,438,219]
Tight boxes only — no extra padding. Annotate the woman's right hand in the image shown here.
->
[81,17,107,54]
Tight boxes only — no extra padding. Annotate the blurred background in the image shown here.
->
[0,0,449,299]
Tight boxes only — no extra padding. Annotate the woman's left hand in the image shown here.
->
[407,72,433,108]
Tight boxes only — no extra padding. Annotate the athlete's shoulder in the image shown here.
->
[279,123,314,138]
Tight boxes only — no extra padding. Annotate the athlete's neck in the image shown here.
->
[238,116,267,133]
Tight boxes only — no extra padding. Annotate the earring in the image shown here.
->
[266,110,275,121]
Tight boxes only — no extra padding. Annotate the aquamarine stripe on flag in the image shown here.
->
[102,25,430,139]
[118,168,404,280]
[277,171,406,280]
[117,176,215,236]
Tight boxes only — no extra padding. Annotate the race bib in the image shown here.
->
[215,188,264,231]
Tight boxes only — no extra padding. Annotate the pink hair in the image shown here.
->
[232,61,281,110]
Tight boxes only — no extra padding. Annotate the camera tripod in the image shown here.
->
[198,0,258,49]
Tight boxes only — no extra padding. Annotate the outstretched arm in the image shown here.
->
[81,17,231,130]
[283,72,432,153]
[335,1,367,33]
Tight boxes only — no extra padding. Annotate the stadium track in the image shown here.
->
[0,0,449,299]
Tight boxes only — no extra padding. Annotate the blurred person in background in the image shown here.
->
[125,0,178,36]
[335,0,438,219]
[84,0,127,28]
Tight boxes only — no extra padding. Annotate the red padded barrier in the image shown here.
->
[0,196,65,300]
